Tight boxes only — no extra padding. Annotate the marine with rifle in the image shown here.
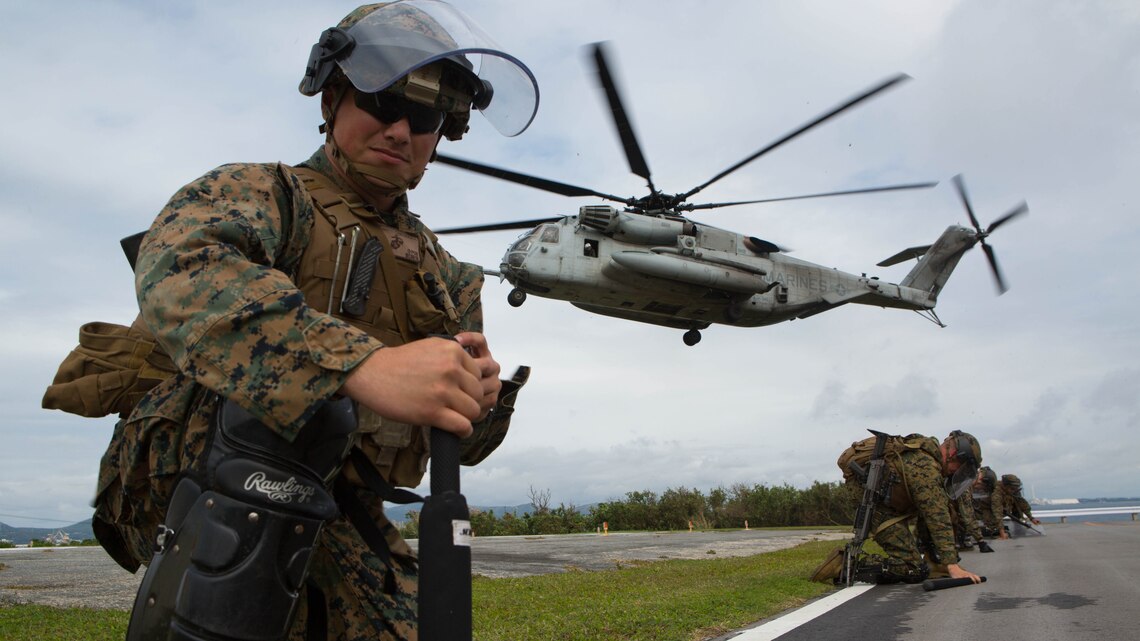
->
[973,466,1008,539]
[951,487,994,553]
[815,429,985,585]
[1001,473,1042,531]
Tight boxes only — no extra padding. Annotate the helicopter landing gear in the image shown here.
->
[682,329,702,346]
[507,288,527,307]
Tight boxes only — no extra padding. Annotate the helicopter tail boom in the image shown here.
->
[886,225,978,304]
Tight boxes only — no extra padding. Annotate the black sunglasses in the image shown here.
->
[353,91,447,135]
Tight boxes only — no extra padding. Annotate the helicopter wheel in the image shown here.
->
[683,329,702,346]
[507,288,527,307]
[724,302,743,322]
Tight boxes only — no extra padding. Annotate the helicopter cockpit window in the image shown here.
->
[539,225,559,243]
[583,239,598,257]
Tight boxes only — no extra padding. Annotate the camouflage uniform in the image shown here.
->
[844,434,960,583]
[973,469,1005,537]
[1001,475,1035,522]
[951,490,984,548]
[92,148,514,640]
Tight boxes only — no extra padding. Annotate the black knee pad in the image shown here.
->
[878,562,930,585]
[126,396,355,641]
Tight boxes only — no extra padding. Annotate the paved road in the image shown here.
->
[725,521,1140,641]
[0,527,846,609]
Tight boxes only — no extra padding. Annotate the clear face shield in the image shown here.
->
[946,461,979,499]
[333,0,539,136]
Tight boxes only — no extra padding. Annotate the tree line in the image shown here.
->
[398,481,855,539]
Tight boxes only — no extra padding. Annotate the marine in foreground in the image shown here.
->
[42,1,538,639]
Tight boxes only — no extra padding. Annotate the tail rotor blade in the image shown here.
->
[981,242,1008,295]
[952,174,982,232]
[987,201,1029,234]
[950,174,1027,294]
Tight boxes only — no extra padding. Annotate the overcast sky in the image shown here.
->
[2,1,1138,528]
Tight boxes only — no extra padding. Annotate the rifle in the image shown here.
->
[1007,513,1046,536]
[841,429,892,586]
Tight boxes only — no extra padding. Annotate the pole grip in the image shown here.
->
[430,428,461,495]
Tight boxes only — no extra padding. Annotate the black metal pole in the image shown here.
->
[923,576,987,591]
[417,418,473,640]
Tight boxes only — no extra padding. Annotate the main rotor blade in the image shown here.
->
[952,174,982,232]
[434,216,563,235]
[681,73,912,201]
[436,153,631,203]
[987,201,1028,233]
[678,181,939,211]
[980,241,1008,295]
[592,42,655,191]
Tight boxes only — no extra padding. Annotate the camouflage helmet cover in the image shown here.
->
[954,430,982,467]
[300,0,538,138]
[1002,474,1023,489]
[945,430,982,499]
[978,465,997,490]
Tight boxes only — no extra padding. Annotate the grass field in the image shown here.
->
[0,539,843,641]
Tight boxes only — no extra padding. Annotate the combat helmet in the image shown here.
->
[945,430,982,499]
[299,0,538,141]
[978,466,997,491]
[1002,474,1023,490]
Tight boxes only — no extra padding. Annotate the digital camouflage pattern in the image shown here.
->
[94,148,505,640]
[843,434,960,581]
[951,490,983,546]
[331,2,477,122]
[337,3,395,29]
[1001,475,1035,522]
[973,468,1005,536]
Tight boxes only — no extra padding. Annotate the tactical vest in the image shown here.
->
[44,165,462,489]
[837,433,939,513]
[291,166,462,488]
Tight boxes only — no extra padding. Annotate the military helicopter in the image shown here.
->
[437,44,1028,346]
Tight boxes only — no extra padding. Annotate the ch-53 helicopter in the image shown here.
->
[435,44,1027,346]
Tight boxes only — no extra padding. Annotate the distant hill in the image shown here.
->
[0,520,95,545]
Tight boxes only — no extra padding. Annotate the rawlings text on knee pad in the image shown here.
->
[126,396,355,641]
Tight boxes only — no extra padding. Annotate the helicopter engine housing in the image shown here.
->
[578,205,694,245]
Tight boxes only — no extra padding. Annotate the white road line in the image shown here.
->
[730,584,876,640]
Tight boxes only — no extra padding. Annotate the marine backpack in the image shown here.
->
[836,432,936,513]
